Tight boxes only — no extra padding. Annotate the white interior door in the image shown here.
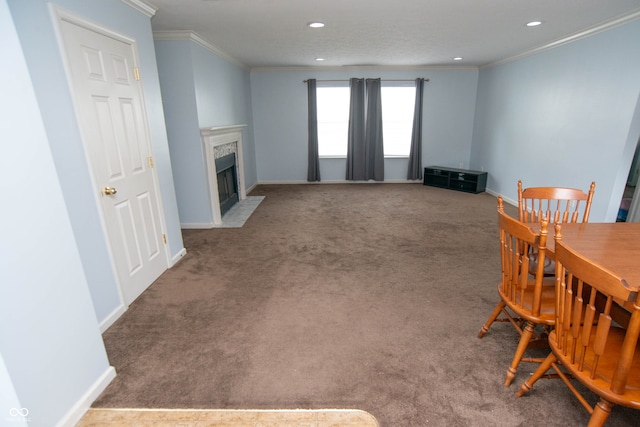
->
[59,17,167,305]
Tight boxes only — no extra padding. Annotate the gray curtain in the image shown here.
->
[346,78,366,180]
[346,78,384,181]
[407,78,425,180]
[307,79,321,182]
[364,78,384,181]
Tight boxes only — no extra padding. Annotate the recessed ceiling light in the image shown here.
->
[315,57,325,61]
[453,57,463,61]
[526,21,542,27]
[308,22,325,28]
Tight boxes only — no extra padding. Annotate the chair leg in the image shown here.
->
[478,300,506,338]
[504,321,536,386]
[587,400,613,427]
[516,352,556,397]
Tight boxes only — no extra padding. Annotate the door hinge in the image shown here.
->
[148,156,154,168]
[162,234,167,244]
[133,67,140,81]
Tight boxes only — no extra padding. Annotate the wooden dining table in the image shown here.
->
[529,221,640,321]
[539,222,640,291]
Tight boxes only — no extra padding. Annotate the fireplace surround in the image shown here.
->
[201,125,247,226]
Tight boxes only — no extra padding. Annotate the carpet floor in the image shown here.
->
[93,184,638,426]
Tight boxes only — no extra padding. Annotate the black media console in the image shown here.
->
[423,166,487,194]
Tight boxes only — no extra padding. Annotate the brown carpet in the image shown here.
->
[94,184,637,426]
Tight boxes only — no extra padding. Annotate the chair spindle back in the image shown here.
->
[518,181,595,224]
[498,197,549,317]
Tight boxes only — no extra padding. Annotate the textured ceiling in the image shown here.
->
[147,0,640,68]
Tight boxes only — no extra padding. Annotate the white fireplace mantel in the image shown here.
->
[201,124,247,226]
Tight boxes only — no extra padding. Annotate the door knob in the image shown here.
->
[103,186,117,196]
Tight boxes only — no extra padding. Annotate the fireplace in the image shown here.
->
[201,125,247,227]
[216,153,239,216]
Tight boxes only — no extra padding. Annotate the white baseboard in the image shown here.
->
[257,179,423,185]
[257,180,311,184]
[55,366,116,427]
[180,222,214,229]
[170,247,187,267]
[246,182,258,193]
[485,188,500,198]
[486,188,516,206]
[99,303,126,333]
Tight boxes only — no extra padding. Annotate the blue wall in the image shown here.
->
[472,19,640,221]
[8,0,185,328]
[1,1,112,425]
[155,38,256,227]
[250,68,479,182]
[155,39,209,226]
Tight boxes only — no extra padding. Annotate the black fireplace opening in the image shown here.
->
[215,153,239,217]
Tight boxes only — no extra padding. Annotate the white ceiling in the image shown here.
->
[147,0,640,69]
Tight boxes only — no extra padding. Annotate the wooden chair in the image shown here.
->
[518,180,595,276]
[518,180,595,224]
[477,197,556,386]
[516,224,640,426]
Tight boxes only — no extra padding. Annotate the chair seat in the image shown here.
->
[549,327,640,409]
[498,277,556,325]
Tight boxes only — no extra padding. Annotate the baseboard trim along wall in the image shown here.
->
[257,179,423,185]
[246,182,258,193]
[485,188,516,207]
[180,222,215,229]
[55,366,116,427]
[170,248,187,267]
[99,304,127,333]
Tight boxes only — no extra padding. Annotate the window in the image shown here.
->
[380,86,416,157]
[316,85,416,158]
[317,87,350,157]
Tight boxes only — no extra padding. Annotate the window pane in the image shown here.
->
[317,87,349,157]
[381,87,415,157]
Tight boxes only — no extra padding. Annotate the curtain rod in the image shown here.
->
[303,78,429,83]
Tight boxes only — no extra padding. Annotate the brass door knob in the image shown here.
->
[103,186,117,196]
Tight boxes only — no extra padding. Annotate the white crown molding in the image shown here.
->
[121,0,157,17]
[153,30,248,70]
[483,10,640,69]
[250,65,479,73]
